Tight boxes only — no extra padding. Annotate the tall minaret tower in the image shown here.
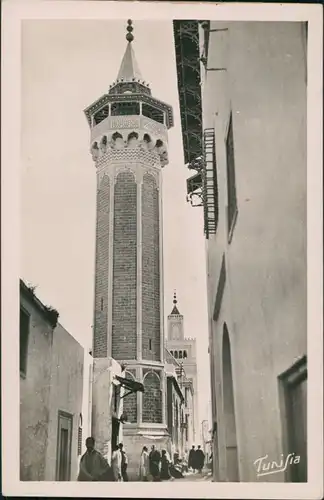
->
[84,20,173,477]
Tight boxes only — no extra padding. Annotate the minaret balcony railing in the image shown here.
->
[90,114,168,144]
[186,128,219,239]
[85,92,173,129]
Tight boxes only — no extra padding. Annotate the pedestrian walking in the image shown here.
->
[111,445,122,481]
[149,445,161,481]
[195,445,205,473]
[139,446,149,481]
[78,437,112,481]
[119,443,128,481]
[160,449,171,480]
[188,445,196,472]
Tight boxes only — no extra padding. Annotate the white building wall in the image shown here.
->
[202,21,307,482]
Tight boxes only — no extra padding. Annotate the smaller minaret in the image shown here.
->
[168,291,184,341]
[166,292,198,442]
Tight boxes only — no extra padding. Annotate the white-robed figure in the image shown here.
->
[139,446,150,481]
[111,445,122,481]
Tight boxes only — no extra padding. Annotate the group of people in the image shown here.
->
[78,437,206,482]
[78,437,128,482]
[187,445,206,473]
[139,445,185,481]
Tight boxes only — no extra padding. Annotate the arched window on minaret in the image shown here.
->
[111,131,125,150]
[127,131,139,147]
[174,351,178,359]
[183,350,187,359]
[179,351,183,359]
[143,372,162,424]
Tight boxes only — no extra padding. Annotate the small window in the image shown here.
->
[143,133,152,144]
[183,350,187,359]
[170,350,173,356]
[179,351,183,359]
[226,112,238,239]
[174,351,178,359]
[20,307,30,376]
[149,339,152,351]
[100,298,103,311]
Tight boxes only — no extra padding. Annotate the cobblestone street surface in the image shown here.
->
[172,469,212,482]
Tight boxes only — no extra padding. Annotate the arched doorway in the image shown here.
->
[222,324,239,481]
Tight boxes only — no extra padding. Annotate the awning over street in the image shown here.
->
[115,374,144,399]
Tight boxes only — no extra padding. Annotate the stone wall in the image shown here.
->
[91,358,123,463]
[122,369,138,424]
[122,427,170,481]
[203,21,307,482]
[45,324,84,481]
[20,296,53,481]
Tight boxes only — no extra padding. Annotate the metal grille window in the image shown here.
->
[77,414,83,456]
[77,427,82,456]
[226,112,238,238]
[111,101,140,116]
[203,128,219,238]
[186,128,218,239]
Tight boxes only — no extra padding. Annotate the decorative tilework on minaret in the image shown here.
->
[84,21,174,477]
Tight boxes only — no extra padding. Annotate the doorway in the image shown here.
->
[56,411,73,481]
[222,324,239,481]
[279,356,307,482]
[111,417,120,451]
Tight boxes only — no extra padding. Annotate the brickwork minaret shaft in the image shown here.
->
[84,21,174,471]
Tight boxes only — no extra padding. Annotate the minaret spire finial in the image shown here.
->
[126,19,134,43]
[173,290,177,305]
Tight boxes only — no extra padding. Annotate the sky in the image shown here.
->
[21,19,211,428]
